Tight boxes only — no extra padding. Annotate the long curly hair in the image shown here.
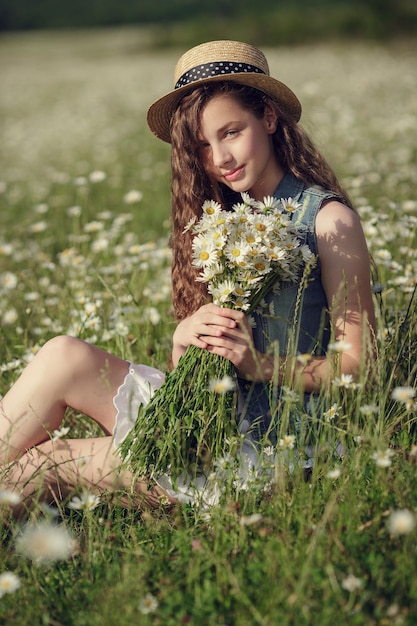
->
[169,82,353,322]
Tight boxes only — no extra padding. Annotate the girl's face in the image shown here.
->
[198,94,283,201]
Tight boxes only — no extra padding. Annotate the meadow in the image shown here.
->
[0,28,416,625]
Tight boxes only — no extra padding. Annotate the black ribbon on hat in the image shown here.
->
[175,61,265,89]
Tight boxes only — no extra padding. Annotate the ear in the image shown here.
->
[263,105,278,134]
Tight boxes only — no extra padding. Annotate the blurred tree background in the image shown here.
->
[0,0,415,45]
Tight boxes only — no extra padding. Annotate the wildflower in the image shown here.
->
[328,340,352,353]
[240,513,263,526]
[89,170,106,183]
[281,197,302,213]
[192,235,218,268]
[29,221,47,233]
[0,490,22,507]
[138,592,159,615]
[201,199,222,216]
[324,403,340,421]
[410,444,417,458]
[142,306,161,326]
[0,572,21,597]
[326,468,341,480]
[0,271,18,290]
[387,509,416,536]
[359,404,379,416]
[279,434,296,449]
[115,320,129,336]
[84,220,104,233]
[91,238,109,253]
[183,216,197,232]
[2,308,18,325]
[281,387,299,403]
[16,522,76,564]
[210,278,237,303]
[209,375,236,394]
[372,448,395,468]
[256,195,281,211]
[67,205,82,217]
[332,374,355,389]
[341,574,362,592]
[296,353,312,367]
[0,243,13,255]
[124,190,143,204]
[68,491,100,512]
[391,386,416,407]
[34,203,48,214]
[51,426,70,441]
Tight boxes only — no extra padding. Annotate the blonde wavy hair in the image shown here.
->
[170,83,353,322]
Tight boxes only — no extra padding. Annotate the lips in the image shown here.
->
[223,166,244,182]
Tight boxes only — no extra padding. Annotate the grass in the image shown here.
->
[0,28,416,625]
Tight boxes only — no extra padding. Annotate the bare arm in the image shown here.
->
[283,200,377,391]
[171,201,376,392]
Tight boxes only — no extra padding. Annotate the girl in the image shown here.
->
[0,40,376,511]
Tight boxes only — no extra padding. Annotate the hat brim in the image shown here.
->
[147,72,302,143]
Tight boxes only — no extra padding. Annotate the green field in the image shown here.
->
[0,29,416,625]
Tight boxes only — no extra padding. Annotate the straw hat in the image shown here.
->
[147,40,302,143]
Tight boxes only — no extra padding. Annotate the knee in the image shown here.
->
[36,335,89,372]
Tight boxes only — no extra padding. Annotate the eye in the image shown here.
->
[225,129,238,138]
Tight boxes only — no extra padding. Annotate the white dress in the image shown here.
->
[113,362,318,507]
[112,362,268,506]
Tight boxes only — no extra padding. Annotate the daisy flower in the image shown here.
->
[139,592,159,614]
[391,386,416,405]
[387,509,416,536]
[332,374,355,388]
[323,403,340,421]
[209,375,236,394]
[123,190,143,204]
[201,199,222,216]
[327,468,341,480]
[281,197,302,213]
[51,426,70,441]
[279,434,296,449]
[16,522,77,564]
[0,490,22,507]
[328,340,353,353]
[0,271,18,290]
[68,491,100,512]
[210,278,237,304]
[341,574,362,592]
[372,448,395,468]
[0,572,21,597]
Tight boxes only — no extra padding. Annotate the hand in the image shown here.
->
[172,303,239,362]
[172,304,268,381]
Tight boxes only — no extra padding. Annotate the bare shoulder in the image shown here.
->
[315,200,368,259]
[315,200,361,237]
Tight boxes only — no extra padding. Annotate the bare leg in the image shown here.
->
[0,335,174,509]
[2,436,170,513]
[0,335,128,460]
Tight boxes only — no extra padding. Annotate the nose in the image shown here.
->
[211,142,233,168]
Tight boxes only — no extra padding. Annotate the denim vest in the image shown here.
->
[238,171,341,442]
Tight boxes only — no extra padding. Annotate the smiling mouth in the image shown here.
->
[223,166,244,182]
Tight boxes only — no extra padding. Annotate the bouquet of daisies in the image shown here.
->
[119,193,314,486]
